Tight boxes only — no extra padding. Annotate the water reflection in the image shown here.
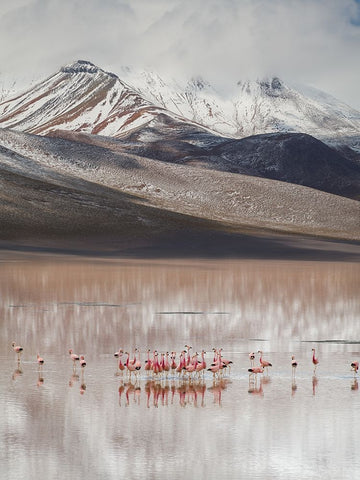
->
[1,259,359,354]
[312,375,318,396]
[115,378,230,408]
[37,371,44,387]
[1,256,360,480]
[12,360,23,381]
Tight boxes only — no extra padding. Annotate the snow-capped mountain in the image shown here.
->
[119,66,360,141]
[0,60,359,145]
[0,60,196,137]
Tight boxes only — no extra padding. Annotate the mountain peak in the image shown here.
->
[60,60,117,79]
[61,60,99,74]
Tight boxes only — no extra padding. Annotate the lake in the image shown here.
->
[1,255,359,479]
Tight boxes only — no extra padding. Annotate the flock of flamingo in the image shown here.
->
[11,341,360,380]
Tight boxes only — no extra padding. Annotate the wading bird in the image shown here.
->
[258,350,272,373]
[312,348,319,374]
[69,349,80,369]
[291,355,297,377]
[351,361,359,376]
[12,342,23,360]
[249,352,255,368]
[37,354,44,367]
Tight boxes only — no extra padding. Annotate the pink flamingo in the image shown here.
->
[248,365,264,375]
[114,348,123,358]
[291,355,297,378]
[37,354,44,367]
[176,351,186,375]
[118,351,125,374]
[134,349,142,374]
[69,349,80,368]
[170,352,177,372]
[208,351,224,377]
[185,345,192,366]
[12,342,23,360]
[185,353,198,378]
[152,352,161,376]
[196,350,206,376]
[144,349,152,372]
[258,350,272,373]
[125,351,136,378]
[351,361,359,376]
[249,352,255,368]
[162,352,170,376]
[312,348,319,374]
[80,355,86,368]
[219,349,233,372]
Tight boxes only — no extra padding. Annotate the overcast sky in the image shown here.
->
[0,0,359,108]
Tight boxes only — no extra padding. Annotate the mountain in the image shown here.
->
[0,61,359,254]
[0,128,359,257]
[0,60,197,137]
[119,68,360,141]
[1,60,359,145]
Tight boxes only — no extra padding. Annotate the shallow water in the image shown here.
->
[1,256,359,479]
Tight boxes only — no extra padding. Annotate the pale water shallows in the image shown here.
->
[0,256,359,479]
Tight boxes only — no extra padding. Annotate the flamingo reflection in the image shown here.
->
[118,381,125,406]
[248,376,264,396]
[208,378,230,406]
[312,375,318,396]
[37,371,44,387]
[12,360,23,381]
[351,379,358,391]
[69,371,79,387]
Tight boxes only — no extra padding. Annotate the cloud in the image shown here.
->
[0,0,359,108]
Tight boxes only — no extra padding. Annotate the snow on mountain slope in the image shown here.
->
[0,60,196,137]
[1,128,359,242]
[119,67,360,140]
[1,60,359,144]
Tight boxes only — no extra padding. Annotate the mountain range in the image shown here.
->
[0,60,359,257]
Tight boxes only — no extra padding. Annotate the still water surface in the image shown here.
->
[0,255,359,479]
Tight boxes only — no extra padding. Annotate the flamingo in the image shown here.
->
[134,349,142,374]
[170,352,177,372]
[118,351,125,374]
[351,361,359,376]
[208,351,225,377]
[219,349,233,372]
[175,351,185,375]
[69,348,80,369]
[144,349,152,372]
[12,342,23,360]
[185,353,198,378]
[248,365,264,375]
[37,354,44,367]
[258,350,272,373]
[291,355,298,377]
[249,352,255,368]
[125,351,136,378]
[114,348,123,358]
[185,345,192,366]
[162,352,170,376]
[196,350,206,376]
[80,355,86,368]
[152,352,161,376]
[312,348,319,374]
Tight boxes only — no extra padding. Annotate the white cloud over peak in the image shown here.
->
[0,0,359,108]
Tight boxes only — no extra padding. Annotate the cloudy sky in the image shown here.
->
[0,0,359,108]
